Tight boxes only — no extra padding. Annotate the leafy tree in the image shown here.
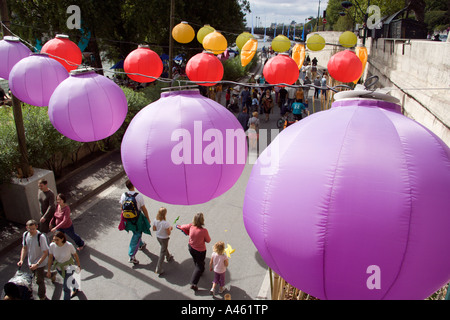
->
[325,0,405,31]
[424,0,450,32]
[6,0,251,63]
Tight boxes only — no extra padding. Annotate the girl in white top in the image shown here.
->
[47,231,81,300]
[209,241,229,295]
[152,207,174,275]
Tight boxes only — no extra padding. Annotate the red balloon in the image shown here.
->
[327,50,363,83]
[186,51,224,87]
[263,53,299,86]
[124,45,163,83]
[41,35,82,72]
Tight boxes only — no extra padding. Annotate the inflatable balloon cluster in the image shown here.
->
[1,33,248,208]
[0,35,128,143]
[243,90,450,300]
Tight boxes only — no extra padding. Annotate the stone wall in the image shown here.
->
[307,32,450,147]
[365,37,450,146]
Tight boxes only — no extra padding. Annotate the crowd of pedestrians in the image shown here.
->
[3,178,231,300]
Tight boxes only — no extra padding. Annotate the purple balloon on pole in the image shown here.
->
[243,96,450,300]
[0,36,32,80]
[121,89,247,205]
[9,53,69,107]
[48,69,128,142]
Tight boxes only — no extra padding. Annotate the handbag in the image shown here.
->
[118,212,126,231]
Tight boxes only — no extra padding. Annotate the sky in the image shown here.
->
[244,0,329,27]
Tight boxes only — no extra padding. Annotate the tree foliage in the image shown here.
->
[424,0,450,31]
[326,0,407,31]
[6,0,250,62]
[325,0,449,32]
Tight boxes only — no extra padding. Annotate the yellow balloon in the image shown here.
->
[241,38,258,67]
[306,34,326,51]
[172,21,195,44]
[236,32,254,51]
[339,31,357,48]
[292,43,305,69]
[272,35,291,53]
[353,46,368,84]
[202,31,228,55]
[197,24,215,44]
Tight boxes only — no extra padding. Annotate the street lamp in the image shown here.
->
[340,0,370,46]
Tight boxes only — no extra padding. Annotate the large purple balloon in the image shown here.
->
[0,36,32,80]
[9,53,69,107]
[121,89,247,205]
[48,70,128,142]
[243,98,450,300]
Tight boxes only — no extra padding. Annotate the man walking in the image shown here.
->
[17,220,49,300]
[38,179,56,238]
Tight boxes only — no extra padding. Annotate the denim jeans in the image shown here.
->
[58,224,84,248]
[57,267,74,300]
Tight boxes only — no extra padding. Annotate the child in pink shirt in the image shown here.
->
[209,241,229,295]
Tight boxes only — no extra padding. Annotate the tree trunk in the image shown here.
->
[0,0,32,179]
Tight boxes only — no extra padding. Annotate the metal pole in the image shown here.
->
[316,0,321,32]
[168,0,174,79]
[0,0,31,178]
[362,0,370,47]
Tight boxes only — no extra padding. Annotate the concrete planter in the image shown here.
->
[0,168,57,225]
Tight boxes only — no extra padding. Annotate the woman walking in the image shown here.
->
[50,193,85,251]
[47,232,81,300]
[178,213,211,291]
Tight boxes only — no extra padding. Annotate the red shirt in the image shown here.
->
[179,224,211,252]
[50,205,73,230]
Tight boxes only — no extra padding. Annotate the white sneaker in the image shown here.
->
[128,257,139,264]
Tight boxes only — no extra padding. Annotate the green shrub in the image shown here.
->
[0,107,20,184]
[223,53,258,82]
[0,105,82,182]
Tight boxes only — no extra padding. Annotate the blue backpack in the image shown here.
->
[122,192,140,221]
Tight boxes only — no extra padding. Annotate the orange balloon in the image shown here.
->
[172,22,195,44]
[241,38,258,67]
[291,43,305,69]
[202,31,227,55]
[353,46,368,84]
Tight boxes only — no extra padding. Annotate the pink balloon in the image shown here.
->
[48,70,128,142]
[0,36,32,80]
[9,53,69,107]
[121,89,247,205]
[244,98,450,300]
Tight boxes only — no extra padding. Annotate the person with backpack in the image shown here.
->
[17,220,49,300]
[119,179,151,265]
